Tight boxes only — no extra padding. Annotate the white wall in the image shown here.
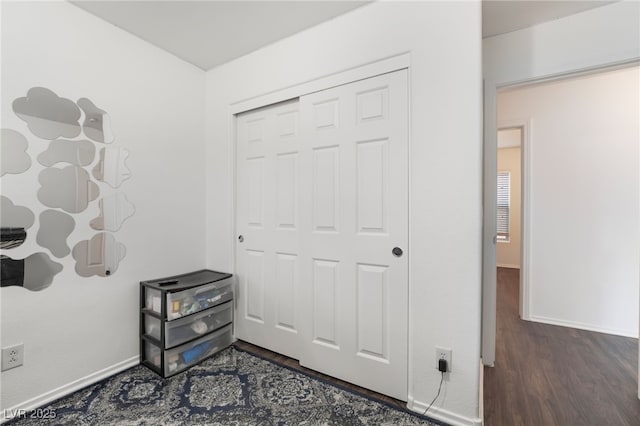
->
[1,1,205,412]
[496,146,521,269]
[497,67,639,337]
[204,2,483,425]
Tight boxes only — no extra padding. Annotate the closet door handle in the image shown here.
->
[392,247,403,257]
[238,235,244,243]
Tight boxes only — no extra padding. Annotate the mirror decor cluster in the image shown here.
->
[0,86,134,291]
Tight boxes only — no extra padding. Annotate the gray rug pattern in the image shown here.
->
[7,347,443,425]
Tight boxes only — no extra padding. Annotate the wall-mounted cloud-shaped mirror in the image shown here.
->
[0,252,63,292]
[72,233,126,277]
[38,166,99,213]
[37,139,95,167]
[92,147,131,188]
[1,196,35,249]
[13,87,81,140]
[1,196,36,229]
[37,210,75,258]
[90,193,135,232]
[77,98,114,144]
[1,129,32,176]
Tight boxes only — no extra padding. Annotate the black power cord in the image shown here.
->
[423,359,447,415]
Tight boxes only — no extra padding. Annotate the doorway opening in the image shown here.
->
[483,64,640,425]
[495,126,523,325]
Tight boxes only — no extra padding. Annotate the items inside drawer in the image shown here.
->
[144,301,233,348]
[144,324,232,375]
[144,279,233,320]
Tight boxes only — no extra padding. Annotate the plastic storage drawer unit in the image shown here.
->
[140,269,234,378]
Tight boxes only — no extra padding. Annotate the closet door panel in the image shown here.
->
[235,100,302,360]
[299,70,409,401]
[235,69,409,401]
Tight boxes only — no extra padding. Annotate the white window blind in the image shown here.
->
[497,171,510,241]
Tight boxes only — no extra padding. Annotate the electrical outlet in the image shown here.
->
[435,346,452,372]
[2,344,24,371]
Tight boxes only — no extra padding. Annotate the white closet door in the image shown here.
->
[298,70,409,400]
[235,100,302,359]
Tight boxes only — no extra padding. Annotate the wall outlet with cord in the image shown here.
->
[435,346,452,372]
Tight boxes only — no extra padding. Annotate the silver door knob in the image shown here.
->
[392,247,403,257]
[238,235,244,243]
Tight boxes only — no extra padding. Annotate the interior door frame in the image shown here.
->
[482,60,640,391]
[481,86,532,368]
[481,79,497,367]
[228,52,413,387]
[496,119,531,321]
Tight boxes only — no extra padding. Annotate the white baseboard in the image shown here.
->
[1,356,139,424]
[407,395,482,426]
[528,315,638,338]
[496,263,520,269]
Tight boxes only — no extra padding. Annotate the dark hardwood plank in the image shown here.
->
[484,267,640,426]
[233,340,407,411]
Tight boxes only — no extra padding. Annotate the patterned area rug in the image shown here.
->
[7,347,443,425]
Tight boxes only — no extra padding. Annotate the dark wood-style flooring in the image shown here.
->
[233,340,407,411]
[484,267,640,426]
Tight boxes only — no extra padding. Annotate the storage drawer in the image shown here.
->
[145,301,233,348]
[144,324,232,376]
[144,277,233,320]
